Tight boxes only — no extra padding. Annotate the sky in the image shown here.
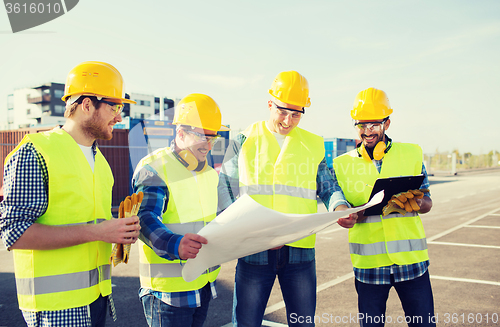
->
[0,0,499,155]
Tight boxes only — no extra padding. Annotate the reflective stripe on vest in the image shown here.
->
[17,265,111,296]
[164,221,206,235]
[350,238,427,256]
[240,184,317,200]
[11,127,113,311]
[136,148,220,292]
[238,122,324,249]
[333,143,429,269]
[358,212,417,224]
[140,263,220,279]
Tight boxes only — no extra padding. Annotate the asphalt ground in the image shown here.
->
[1,168,499,327]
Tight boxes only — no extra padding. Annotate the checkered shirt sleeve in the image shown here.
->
[0,142,48,249]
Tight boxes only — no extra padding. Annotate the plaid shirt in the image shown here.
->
[0,141,116,326]
[353,146,432,285]
[217,131,350,265]
[132,153,217,308]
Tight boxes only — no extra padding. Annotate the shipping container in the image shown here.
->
[0,126,130,207]
[324,137,358,170]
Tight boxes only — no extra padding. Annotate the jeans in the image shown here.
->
[233,247,317,327]
[89,295,108,327]
[140,284,212,327]
[355,270,436,327]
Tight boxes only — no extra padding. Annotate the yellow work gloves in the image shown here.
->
[382,189,429,217]
[110,192,143,266]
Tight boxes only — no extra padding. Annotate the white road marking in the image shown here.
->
[262,321,288,326]
[263,272,354,316]
[431,275,500,286]
[427,207,500,242]
[465,225,500,229]
[428,241,500,249]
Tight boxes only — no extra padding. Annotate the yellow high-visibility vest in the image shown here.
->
[10,127,113,311]
[333,143,429,269]
[239,121,324,248]
[137,148,220,292]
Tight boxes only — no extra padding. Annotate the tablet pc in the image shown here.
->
[363,175,425,216]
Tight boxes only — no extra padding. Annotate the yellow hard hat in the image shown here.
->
[351,87,393,120]
[268,71,311,107]
[62,61,136,104]
[173,93,230,132]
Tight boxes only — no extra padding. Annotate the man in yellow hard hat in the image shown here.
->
[333,87,435,327]
[218,71,357,326]
[0,61,141,327]
[132,93,229,327]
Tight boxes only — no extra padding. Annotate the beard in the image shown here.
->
[82,110,113,141]
[361,132,384,149]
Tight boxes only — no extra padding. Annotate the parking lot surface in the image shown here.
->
[1,169,499,326]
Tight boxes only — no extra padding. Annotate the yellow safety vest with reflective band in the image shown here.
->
[137,148,220,293]
[333,143,429,269]
[239,121,324,248]
[9,127,113,312]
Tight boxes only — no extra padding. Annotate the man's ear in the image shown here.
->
[80,97,93,114]
[384,118,391,130]
[268,100,273,111]
[177,128,185,141]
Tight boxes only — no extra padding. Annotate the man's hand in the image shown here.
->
[335,204,358,229]
[96,216,141,244]
[178,233,208,260]
[10,216,141,251]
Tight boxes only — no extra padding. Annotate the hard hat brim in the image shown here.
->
[62,93,137,105]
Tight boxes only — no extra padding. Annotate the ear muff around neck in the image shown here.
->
[173,149,207,172]
[357,139,391,161]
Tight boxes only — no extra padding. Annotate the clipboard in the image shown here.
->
[363,175,425,216]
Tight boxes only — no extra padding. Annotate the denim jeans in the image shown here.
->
[233,247,317,327]
[140,284,212,327]
[355,270,436,327]
[89,295,108,327]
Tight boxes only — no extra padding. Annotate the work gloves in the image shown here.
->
[110,192,143,266]
[382,189,429,217]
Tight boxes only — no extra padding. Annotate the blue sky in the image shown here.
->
[0,0,498,155]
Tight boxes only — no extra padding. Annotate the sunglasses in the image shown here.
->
[354,118,388,131]
[100,100,124,116]
[183,129,221,146]
[273,102,304,119]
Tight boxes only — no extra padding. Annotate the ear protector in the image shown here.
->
[172,149,207,172]
[357,136,392,161]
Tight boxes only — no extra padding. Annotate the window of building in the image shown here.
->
[54,89,64,99]
[54,105,65,115]
[27,108,31,115]
[7,94,14,110]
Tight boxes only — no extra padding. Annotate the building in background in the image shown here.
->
[4,83,67,130]
[125,92,176,120]
[2,85,176,130]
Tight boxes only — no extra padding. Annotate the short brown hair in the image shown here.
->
[64,96,101,118]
